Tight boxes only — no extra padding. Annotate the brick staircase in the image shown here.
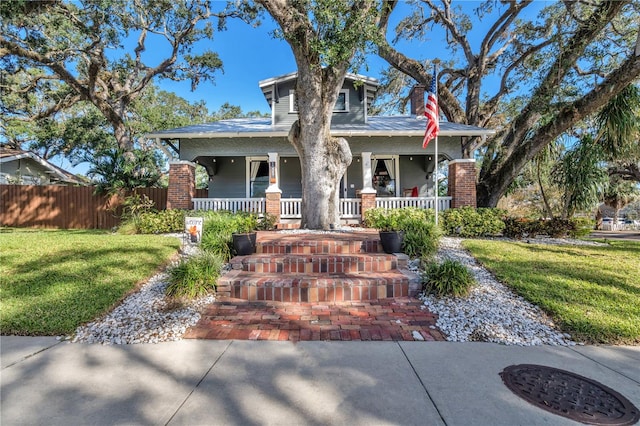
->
[216,231,421,302]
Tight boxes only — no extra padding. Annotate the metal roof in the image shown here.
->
[146,116,495,140]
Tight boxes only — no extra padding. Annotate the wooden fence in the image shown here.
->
[0,185,208,229]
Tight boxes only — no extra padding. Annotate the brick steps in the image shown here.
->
[255,231,381,255]
[217,231,419,303]
[218,270,419,302]
[229,253,399,274]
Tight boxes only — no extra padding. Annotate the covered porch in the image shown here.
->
[168,150,475,228]
[191,195,453,226]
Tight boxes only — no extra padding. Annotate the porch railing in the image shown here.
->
[193,196,450,220]
[376,196,452,211]
[280,198,302,219]
[192,198,266,214]
[282,198,362,219]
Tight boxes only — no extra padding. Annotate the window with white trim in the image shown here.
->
[289,89,350,113]
[247,157,269,197]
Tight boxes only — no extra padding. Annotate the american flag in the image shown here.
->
[422,66,439,148]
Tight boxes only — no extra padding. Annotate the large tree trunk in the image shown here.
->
[256,0,375,229]
[288,67,353,229]
[289,121,352,229]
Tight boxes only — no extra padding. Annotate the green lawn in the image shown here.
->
[463,239,640,345]
[0,229,180,336]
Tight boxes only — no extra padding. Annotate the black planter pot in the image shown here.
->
[379,231,404,254]
[232,232,257,256]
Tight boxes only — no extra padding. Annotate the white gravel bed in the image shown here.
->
[71,235,214,345]
[421,237,577,346]
[70,231,587,346]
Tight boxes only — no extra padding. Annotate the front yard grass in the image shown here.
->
[0,229,180,336]
[463,239,640,345]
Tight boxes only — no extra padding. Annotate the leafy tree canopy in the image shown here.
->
[0,0,255,152]
[376,0,640,206]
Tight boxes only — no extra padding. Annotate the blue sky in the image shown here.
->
[159,4,407,115]
[156,1,549,116]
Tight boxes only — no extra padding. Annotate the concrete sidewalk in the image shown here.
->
[1,337,639,426]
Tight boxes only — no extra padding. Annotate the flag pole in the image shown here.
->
[422,60,440,225]
[433,61,439,226]
[434,136,438,225]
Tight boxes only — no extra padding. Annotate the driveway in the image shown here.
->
[588,230,640,241]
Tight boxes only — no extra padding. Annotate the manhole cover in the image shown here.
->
[500,364,639,425]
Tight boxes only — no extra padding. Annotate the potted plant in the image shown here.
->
[231,213,259,256]
[363,208,405,254]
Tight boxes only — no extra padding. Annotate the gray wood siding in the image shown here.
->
[279,157,302,198]
[272,80,297,127]
[399,155,434,195]
[271,79,366,127]
[345,157,363,198]
[207,156,246,198]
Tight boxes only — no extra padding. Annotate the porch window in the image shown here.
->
[372,157,397,197]
[249,160,269,197]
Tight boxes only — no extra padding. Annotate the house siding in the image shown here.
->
[345,157,363,198]
[271,79,366,127]
[399,155,432,195]
[207,156,246,198]
[279,157,302,198]
[1,159,52,184]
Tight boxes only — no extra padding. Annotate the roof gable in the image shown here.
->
[0,147,85,185]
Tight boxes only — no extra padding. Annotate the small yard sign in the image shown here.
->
[185,217,204,243]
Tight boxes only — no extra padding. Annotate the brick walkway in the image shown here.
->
[184,297,445,342]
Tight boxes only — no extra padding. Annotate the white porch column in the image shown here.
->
[360,151,376,194]
[265,152,282,225]
[266,152,281,194]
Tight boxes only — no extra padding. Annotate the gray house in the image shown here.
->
[0,147,85,186]
[148,72,492,225]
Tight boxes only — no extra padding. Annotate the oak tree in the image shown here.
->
[256,0,382,229]
[0,0,238,158]
[377,0,640,207]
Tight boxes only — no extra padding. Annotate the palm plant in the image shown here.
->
[552,136,608,219]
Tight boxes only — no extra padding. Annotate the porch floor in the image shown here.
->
[184,297,445,341]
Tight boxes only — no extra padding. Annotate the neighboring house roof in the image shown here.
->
[0,147,85,185]
[146,116,495,140]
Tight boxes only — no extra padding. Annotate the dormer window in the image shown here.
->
[334,90,349,112]
[289,89,350,113]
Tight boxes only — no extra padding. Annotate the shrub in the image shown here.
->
[232,212,259,234]
[121,193,155,221]
[199,211,235,261]
[440,207,506,237]
[541,217,576,238]
[422,259,475,297]
[364,207,440,258]
[399,208,440,258]
[136,209,186,234]
[502,217,534,239]
[363,207,405,231]
[257,212,277,231]
[166,252,223,299]
[503,217,577,239]
[570,217,595,238]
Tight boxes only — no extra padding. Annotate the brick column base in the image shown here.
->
[265,190,281,224]
[448,159,477,208]
[167,161,196,210]
[360,191,377,224]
